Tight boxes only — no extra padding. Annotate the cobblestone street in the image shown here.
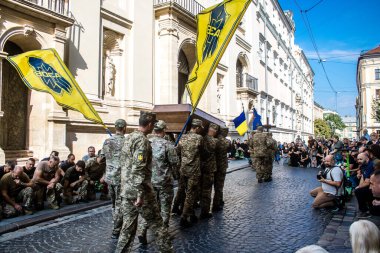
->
[0,162,336,253]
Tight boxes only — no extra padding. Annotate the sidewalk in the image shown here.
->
[317,194,380,253]
[0,160,251,236]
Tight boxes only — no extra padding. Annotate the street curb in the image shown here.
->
[0,200,111,236]
[316,198,356,252]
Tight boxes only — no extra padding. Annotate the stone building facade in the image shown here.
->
[0,0,314,163]
[356,45,380,136]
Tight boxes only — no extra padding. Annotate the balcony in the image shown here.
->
[1,0,73,27]
[15,0,69,16]
[154,0,204,17]
[237,73,259,97]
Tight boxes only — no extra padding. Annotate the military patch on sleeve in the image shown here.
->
[137,153,143,161]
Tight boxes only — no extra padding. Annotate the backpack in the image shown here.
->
[329,167,352,209]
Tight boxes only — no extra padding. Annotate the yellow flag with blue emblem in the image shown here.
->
[7,48,105,126]
[186,0,251,109]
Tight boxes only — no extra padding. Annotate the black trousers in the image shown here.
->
[355,186,373,212]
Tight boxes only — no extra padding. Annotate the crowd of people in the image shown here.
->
[3,114,380,252]
[0,147,108,219]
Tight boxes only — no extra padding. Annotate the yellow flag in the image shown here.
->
[7,48,104,125]
[186,0,251,109]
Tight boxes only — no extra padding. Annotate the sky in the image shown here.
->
[278,0,380,117]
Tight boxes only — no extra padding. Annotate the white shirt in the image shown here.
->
[322,166,343,196]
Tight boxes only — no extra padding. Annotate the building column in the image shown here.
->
[0,51,7,164]
[156,15,179,104]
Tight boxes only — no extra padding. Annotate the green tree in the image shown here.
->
[314,118,332,138]
[324,114,346,135]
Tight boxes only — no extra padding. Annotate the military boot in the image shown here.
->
[138,229,147,245]
[190,215,198,223]
[180,217,191,228]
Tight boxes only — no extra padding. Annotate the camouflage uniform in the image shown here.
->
[139,121,179,240]
[213,127,230,210]
[173,119,204,223]
[264,133,277,181]
[103,120,125,237]
[248,133,255,170]
[0,172,33,217]
[200,123,218,216]
[116,114,172,253]
[85,157,107,200]
[252,127,269,182]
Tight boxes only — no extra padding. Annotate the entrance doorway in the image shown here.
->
[1,41,29,150]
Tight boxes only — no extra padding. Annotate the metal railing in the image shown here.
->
[154,0,204,16]
[246,73,258,91]
[21,0,69,16]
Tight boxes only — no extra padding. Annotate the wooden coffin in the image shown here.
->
[152,104,226,133]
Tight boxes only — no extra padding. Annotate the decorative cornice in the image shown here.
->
[236,34,252,53]
[217,62,228,72]
[101,7,133,29]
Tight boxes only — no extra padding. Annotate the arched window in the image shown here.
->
[236,59,243,87]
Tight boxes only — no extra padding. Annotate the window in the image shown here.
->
[259,34,265,61]
[376,69,380,80]
[236,60,243,87]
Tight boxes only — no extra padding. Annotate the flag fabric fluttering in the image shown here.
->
[186,0,251,109]
[7,48,106,127]
[252,108,263,130]
[233,111,248,136]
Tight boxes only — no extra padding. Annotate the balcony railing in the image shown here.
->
[154,0,204,16]
[20,0,69,16]
[246,73,258,92]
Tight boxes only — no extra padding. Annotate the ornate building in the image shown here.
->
[356,45,380,136]
[0,0,314,163]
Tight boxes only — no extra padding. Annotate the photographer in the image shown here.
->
[310,155,343,209]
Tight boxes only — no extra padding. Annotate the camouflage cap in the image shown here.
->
[256,126,264,132]
[154,120,167,130]
[209,123,219,131]
[114,119,127,128]
[191,118,203,128]
[219,127,229,136]
[140,111,158,123]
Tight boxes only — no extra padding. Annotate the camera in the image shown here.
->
[317,170,326,180]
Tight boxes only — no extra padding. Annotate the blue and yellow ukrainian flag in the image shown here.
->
[186,0,251,109]
[233,111,248,136]
[7,48,105,126]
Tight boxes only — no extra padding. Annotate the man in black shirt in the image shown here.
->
[59,154,75,173]
[61,160,88,204]
[23,158,36,179]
